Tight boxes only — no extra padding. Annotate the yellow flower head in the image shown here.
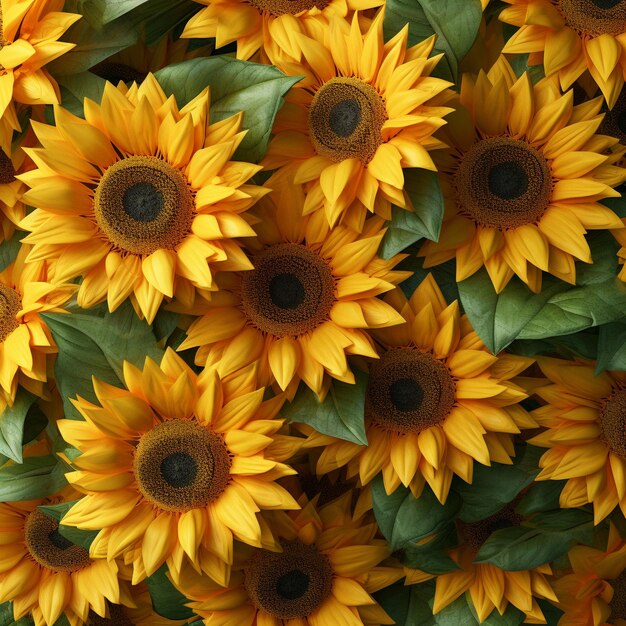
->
[0,495,123,626]
[420,57,626,293]
[19,74,267,323]
[529,357,626,524]
[554,524,626,626]
[308,274,536,504]
[0,245,75,411]
[57,349,302,586]
[176,492,403,626]
[0,0,80,135]
[0,143,26,242]
[178,183,410,397]
[501,0,626,109]
[262,11,453,230]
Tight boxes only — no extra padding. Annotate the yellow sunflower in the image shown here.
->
[18,73,266,323]
[554,524,626,626]
[0,0,80,133]
[181,0,382,63]
[304,274,535,504]
[0,245,75,411]
[405,502,557,624]
[0,140,27,242]
[260,10,453,230]
[0,494,123,626]
[177,183,409,398]
[57,348,302,586]
[420,57,626,293]
[175,491,403,626]
[528,357,626,525]
[500,0,626,109]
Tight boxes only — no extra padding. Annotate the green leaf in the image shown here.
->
[402,527,460,573]
[0,456,67,501]
[153,310,180,344]
[147,565,195,620]
[42,302,164,419]
[0,603,33,626]
[0,390,37,463]
[281,370,368,445]
[509,330,598,360]
[397,256,460,303]
[371,477,460,552]
[516,481,566,516]
[596,320,626,372]
[154,57,301,163]
[56,72,107,118]
[36,501,98,549]
[380,170,444,259]
[0,231,25,272]
[433,595,525,626]
[383,0,483,81]
[38,500,79,521]
[374,581,436,626]
[79,0,151,24]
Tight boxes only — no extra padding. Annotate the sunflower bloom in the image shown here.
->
[500,0,626,108]
[178,185,409,397]
[528,357,626,525]
[57,349,301,586]
[0,496,123,626]
[420,58,626,293]
[19,74,266,322]
[181,0,382,63]
[262,11,453,230]
[304,274,536,503]
[176,492,403,626]
[0,245,75,411]
[0,0,80,135]
[0,143,26,242]
[554,524,626,626]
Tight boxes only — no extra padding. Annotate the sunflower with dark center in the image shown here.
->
[501,0,626,108]
[0,138,28,243]
[178,185,409,396]
[528,357,626,524]
[0,246,75,413]
[181,0,383,63]
[56,349,302,586]
[420,57,626,293]
[553,524,626,626]
[18,74,266,323]
[0,495,123,626]
[405,502,557,623]
[260,10,453,230]
[307,274,537,504]
[174,492,403,626]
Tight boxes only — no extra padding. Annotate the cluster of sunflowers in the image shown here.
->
[5,0,626,625]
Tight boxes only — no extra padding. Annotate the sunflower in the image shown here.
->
[177,183,409,398]
[181,0,382,63]
[528,357,626,524]
[18,74,266,323]
[554,524,626,626]
[303,274,535,503]
[0,141,26,242]
[0,0,80,133]
[405,501,557,624]
[500,0,626,109]
[419,57,626,293]
[57,349,302,586]
[260,10,453,230]
[0,495,123,626]
[0,245,75,411]
[175,492,403,626]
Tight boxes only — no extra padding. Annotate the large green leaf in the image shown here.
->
[147,565,195,620]
[281,370,368,445]
[0,232,25,272]
[383,0,483,81]
[508,330,598,361]
[42,302,163,419]
[0,456,67,501]
[0,602,33,626]
[596,320,626,372]
[516,481,566,516]
[374,582,436,626]
[155,57,301,163]
[380,170,444,259]
[56,72,107,118]
[0,390,37,463]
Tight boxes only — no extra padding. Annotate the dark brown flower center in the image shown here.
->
[559,0,626,37]
[610,569,626,621]
[240,243,336,338]
[244,540,334,619]
[366,348,456,434]
[91,62,147,85]
[94,156,194,255]
[0,283,21,343]
[455,137,552,229]
[134,419,232,512]
[309,77,387,164]
[87,604,134,626]
[24,510,91,572]
[456,503,523,554]
[0,149,16,184]
[246,0,329,16]
[599,388,626,457]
